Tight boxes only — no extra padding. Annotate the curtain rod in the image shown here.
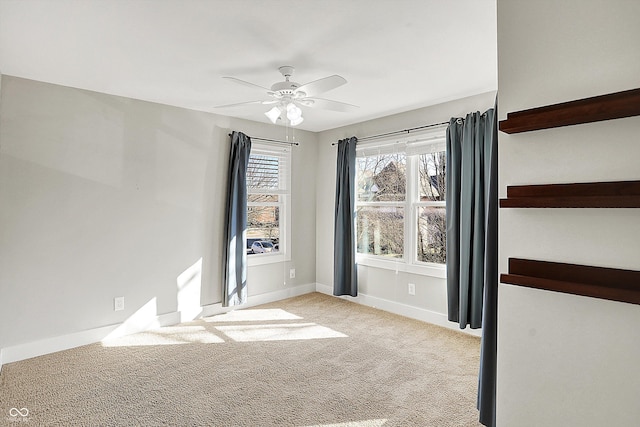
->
[229,133,299,146]
[331,121,450,146]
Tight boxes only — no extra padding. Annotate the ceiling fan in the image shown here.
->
[217,66,358,126]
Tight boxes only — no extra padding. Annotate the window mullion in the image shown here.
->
[406,154,416,265]
[415,201,446,208]
[247,202,280,207]
[356,201,405,207]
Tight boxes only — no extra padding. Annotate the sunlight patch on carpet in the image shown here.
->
[215,322,347,342]
[204,308,303,323]
[102,325,224,347]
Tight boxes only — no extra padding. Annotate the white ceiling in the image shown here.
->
[0,0,497,132]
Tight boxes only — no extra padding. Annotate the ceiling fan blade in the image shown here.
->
[294,75,347,97]
[304,97,359,112]
[222,76,271,92]
[214,100,269,109]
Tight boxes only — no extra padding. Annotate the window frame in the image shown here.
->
[246,142,291,267]
[355,150,407,260]
[355,127,447,278]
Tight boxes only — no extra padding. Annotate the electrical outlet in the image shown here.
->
[114,296,125,311]
[408,283,416,296]
[289,268,296,279]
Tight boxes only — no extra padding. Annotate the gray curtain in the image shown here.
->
[478,107,498,427]
[223,131,252,307]
[333,136,358,296]
[445,109,498,426]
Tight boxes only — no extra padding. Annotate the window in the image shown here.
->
[246,143,291,264]
[355,127,446,276]
[356,152,406,258]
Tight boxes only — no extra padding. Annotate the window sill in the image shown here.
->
[356,255,446,278]
[247,252,289,267]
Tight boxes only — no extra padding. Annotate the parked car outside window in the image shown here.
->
[251,240,275,254]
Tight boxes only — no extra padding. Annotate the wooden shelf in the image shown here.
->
[500,180,640,208]
[499,87,640,134]
[500,258,640,305]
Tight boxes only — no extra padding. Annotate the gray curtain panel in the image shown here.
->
[446,108,498,427]
[333,136,358,297]
[223,131,252,307]
[446,111,495,328]
[477,107,498,427]
[446,119,463,321]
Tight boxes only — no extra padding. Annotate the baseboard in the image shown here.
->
[315,283,481,337]
[200,282,316,318]
[0,283,316,368]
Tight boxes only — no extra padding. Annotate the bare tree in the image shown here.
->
[419,152,445,202]
[417,152,446,264]
[417,207,446,264]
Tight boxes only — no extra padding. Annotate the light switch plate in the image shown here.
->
[114,296,125,311]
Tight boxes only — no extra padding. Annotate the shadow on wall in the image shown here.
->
[199,125,230,307]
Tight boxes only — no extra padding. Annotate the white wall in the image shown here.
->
[0,74,493,366]
[0,76,317,359]
[316,92,495,331]
[497,1,640,425]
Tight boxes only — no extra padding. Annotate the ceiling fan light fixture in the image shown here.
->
[286,102,302,120]
[289,115,304,126]
[265,106,281,124]
[223,65,354,128]
[285,102,303,126]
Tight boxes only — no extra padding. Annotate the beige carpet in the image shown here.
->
[0,292,481,426]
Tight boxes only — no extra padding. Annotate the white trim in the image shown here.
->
[0,283,316,367]
[356,125,447,157]
[315,282,480,337]
[200,282,316,318]
[356,201,404,207]
[357,255,447,278]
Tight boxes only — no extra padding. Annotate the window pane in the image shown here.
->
[357,153,406,202]
[417,206,446,264]
[247,154,279,190]
[357,206,404,258]
[419,151,446,201]
[248,194,278,203]
[247,206,279,255]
